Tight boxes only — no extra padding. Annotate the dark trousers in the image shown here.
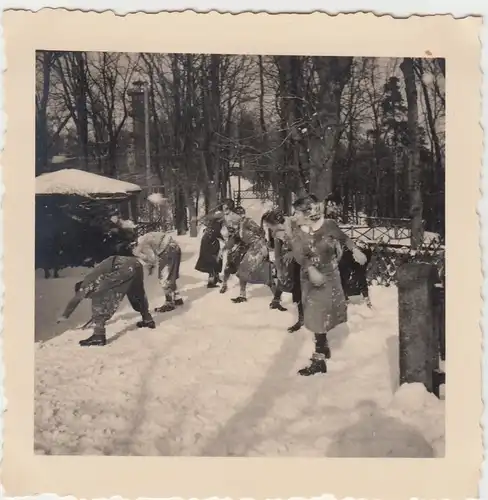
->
[338,248,371,299]
[92,262,152,335]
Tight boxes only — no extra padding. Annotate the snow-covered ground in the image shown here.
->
[35,232,445,458]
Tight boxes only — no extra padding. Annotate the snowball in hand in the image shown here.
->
[148,193,168,206]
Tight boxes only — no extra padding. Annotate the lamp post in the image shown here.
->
[132,80,153,221]
[132,80,151,190]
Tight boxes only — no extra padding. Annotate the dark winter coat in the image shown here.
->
[195,220,224,275]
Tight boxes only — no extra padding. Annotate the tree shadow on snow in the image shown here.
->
[386,335,400,394]
[326,399,435,458]
[200,331,307,457]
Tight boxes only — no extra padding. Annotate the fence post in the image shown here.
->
[397,262,439,393]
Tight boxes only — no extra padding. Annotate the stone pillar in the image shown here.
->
[397,262,439,393]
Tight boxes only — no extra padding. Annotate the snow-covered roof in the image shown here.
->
[36,169,142,197]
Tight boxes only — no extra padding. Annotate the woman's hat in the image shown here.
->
[292,194,319,211]
[262,208,285,225]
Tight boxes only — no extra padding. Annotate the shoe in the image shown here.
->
[270,300,287,311]
[79,334,106,347]
[231,296,247,303]
[287,320,304,333]
[220,284,228,294]
[137,319,156,329]
[298,357,327,376]
[207,283,219,289]
[155,303,176,313]
[175,298,184,306]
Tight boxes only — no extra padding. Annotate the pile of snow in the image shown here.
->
[36,169,141,196]
[385,383,445,456]
[35,266,93,343]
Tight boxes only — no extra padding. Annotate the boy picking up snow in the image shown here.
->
[132,231,184,313]
[57,255,156,347]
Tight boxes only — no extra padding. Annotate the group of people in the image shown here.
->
[194,194,373,376]
[57,192,372,377]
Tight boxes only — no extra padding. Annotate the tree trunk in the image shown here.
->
[36,52,54,175]
[401,57,424,248]
[308,57,352,200]
[74,52,89,169]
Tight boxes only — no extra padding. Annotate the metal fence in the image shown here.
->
[432,282,446,398]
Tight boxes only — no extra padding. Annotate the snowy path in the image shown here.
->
[35,235,445,457]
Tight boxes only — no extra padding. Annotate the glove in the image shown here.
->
[307,266,326,287]
[352,248,367,266]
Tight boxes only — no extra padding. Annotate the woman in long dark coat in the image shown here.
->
[286,194,367,376]
[195,217,224,287]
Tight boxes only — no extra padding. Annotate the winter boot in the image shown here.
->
[314,333,331,359]
[287,319,304,333]
[207,274,219,288]
[79,334,106,347]
[137,319,156,329]
[288,302,304,333]
[174,291,184,306]
[231,296,247,303]
[269,299,287,311]
[298,354,327,376]
[155,293,176,313]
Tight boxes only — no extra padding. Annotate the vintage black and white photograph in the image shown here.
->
[34,50,446,457]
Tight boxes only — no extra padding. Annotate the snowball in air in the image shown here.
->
[148,193,168,206]
[421,72,435,85]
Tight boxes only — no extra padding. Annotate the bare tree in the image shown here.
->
[401,57,423,248]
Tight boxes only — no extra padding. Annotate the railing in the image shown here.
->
[432,282,446,397]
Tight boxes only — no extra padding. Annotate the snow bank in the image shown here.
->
[36,169,141,196]
[385,383,445,457]
[36,267,93,343]
[326,382,445,458]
